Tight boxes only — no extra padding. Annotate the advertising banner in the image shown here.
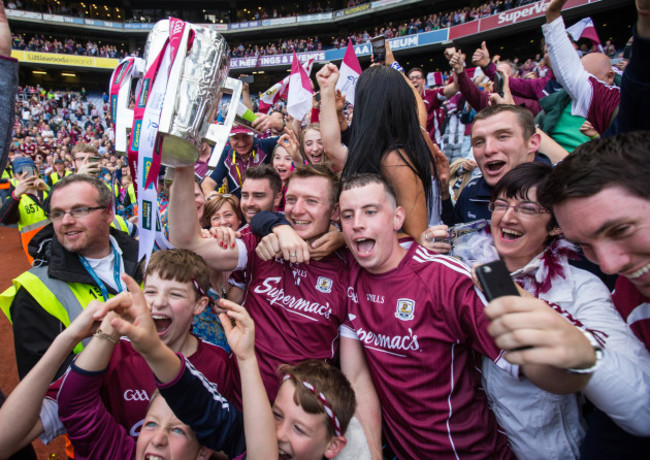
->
[5,9,41,19]
[230,51,325,69]
[262,17,297,26]
[449,21,480,40]
[334,3,371,17]
[371,0,403,8]
[297,12,333,23]
[229,20,261,30]
[12,51,119,69]
[479,0,593,31]
[124,23,153,29]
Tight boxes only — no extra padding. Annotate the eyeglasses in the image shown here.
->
[488,200,549,216]
[49,206,106,221]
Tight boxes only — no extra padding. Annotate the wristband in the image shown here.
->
[93,328,120,344]
[11,190,20,201]
[565,329,603,374]
[390,61,405,74]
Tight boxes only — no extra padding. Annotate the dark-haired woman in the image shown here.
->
[317,63,444,239]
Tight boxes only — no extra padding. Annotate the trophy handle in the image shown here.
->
[114,57,145,156]
[205,77,243,170]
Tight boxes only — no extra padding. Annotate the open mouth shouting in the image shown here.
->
[152,314,172,335]
[354,237,376,257]
[485,160,506,176]
[278,448,291,459]
[308,153,322,164]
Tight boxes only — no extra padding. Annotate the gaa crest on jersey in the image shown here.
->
[316,276,333,293]
[395,298,415,321]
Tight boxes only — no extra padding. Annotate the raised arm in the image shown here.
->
[542,0,594,119]
[219,299,277,460]
[474,41,548,101]
[0,302,103,458]
[317,63,349,170]
[450,51,489,111]
[169,165,241,271]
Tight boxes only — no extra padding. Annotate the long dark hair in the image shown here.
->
[342,65,436,214]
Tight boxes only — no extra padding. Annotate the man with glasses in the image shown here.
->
[0,174,141,380]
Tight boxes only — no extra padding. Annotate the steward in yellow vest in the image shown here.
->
[0,174,142,380]
[48,160,72,185]
[1,167,50,264]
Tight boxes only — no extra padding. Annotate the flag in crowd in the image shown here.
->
[335,39,362,105]
[258,57,315,114]
[287,50,314,121]
[567,17,604,52]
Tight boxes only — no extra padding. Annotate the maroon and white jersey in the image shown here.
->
[47,337,234,438]
[20,142,36,158]
[233,233,349,401]
[342,243,515,459]
[423,87,446,144]
[612,276,650,351]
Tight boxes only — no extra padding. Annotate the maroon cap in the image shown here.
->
[229,125,254,136]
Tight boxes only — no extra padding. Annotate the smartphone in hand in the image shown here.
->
[476,260,519,302]
[493,71,505,98]
[370,35,386,64]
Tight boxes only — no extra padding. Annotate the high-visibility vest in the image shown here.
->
[49,170,72,185]
[111,215,133,235]
[0,266,114,354]
[13,186,49,265]
[0,170,10,190]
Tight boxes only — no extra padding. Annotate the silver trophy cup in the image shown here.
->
[112,19,241,167]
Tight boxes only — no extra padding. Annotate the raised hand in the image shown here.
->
[12,173,38,198]
[278,129,301,164]
[546,0,569,23]
[488,72,515,106]
[316,63,340,94]
[472,41,491,68]
[252,112,283,133]
[218,299,255,362]
[448,50,465,74]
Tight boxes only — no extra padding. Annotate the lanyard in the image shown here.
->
[232,149,256,186]
[78,246,123,301]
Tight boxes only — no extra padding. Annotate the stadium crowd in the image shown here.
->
[12,33,129,59]
[230,0,523,58]
[1,0,650,459]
